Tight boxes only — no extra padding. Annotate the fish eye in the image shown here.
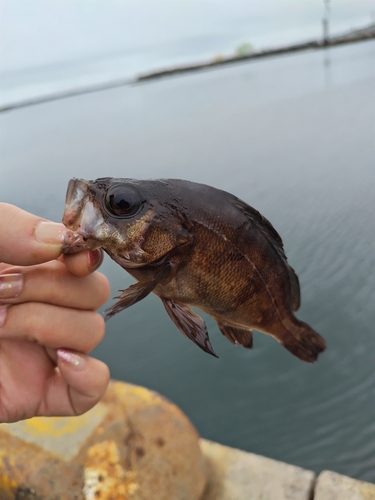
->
[105,185,143,218]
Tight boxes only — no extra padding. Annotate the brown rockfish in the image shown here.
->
[62,178,326,362]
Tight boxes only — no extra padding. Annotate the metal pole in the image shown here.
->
[323,0,331,44]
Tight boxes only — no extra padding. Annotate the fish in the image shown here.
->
[62,177,326,363]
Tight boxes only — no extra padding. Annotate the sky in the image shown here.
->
[1,0,374,70]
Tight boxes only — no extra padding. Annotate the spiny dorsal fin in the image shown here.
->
[229,195,284,249]
[229,194,301,312]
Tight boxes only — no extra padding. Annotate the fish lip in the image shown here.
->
[62,178,90,229]
[61,230,89,254]
[62,224,103,254]
[62,178,105,253]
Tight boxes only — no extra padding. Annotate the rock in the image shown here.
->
[0,380,206,500]
[199,439,315,500]
[314,470,375,500]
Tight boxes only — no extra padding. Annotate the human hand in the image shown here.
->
[0,203,110,423]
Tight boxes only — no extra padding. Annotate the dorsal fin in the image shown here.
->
[228,194,301,311]
[288,266,301,311]
[229,195,284,248]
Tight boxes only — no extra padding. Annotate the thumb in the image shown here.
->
[0,203,66,266]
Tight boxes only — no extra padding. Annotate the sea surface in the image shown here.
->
[1,10,375,483]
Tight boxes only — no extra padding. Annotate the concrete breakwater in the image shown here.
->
[137,22,375,81]
[0,381,374,499]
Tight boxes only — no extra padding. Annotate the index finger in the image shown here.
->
[0,203,66,266]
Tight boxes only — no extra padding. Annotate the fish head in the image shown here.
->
[62,177,192,267]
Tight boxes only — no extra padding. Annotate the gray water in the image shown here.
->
[1,40,375,482]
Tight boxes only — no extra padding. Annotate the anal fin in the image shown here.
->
[216,321,253,349]
[162,299,218,358]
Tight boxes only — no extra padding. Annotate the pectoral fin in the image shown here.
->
[162,299,218,358]
[216,320,254,349]
[105,263,172,320]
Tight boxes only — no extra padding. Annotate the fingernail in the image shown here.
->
[57,348,87,371]
[88,249,104,271]
[34,222,66,245]
[0,274,23,299]
[0,306,8,328]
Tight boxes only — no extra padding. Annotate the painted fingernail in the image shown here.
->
[34,222,67,245]
[0,274,23,299]
[88,249,104,271]
[57,348,87,371]
[0,306,8,328]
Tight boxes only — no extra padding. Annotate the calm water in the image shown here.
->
[1,40,375,482]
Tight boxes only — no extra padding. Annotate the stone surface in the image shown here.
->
[0,380,206,500]
[2,382,373,500]
[0,403,109,461]
[314,470,375,500]
[199,439,315,500]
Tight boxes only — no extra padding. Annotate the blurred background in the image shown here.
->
[1,0,375,483]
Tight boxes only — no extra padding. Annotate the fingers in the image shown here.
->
[0,261,110,310]
[0,203,105,274]
[0,341,110,420]
[57,350,110,415]
[0,303,105,353]
[0,204,112,420]
[0,203,65,265]
[38,350,110,417]
[0,243,111,418]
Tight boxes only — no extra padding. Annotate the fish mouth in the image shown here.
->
[62,178,104,254]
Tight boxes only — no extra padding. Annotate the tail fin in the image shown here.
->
[282,322,326,363]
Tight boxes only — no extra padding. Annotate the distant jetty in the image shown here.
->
[137,23,375,82]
